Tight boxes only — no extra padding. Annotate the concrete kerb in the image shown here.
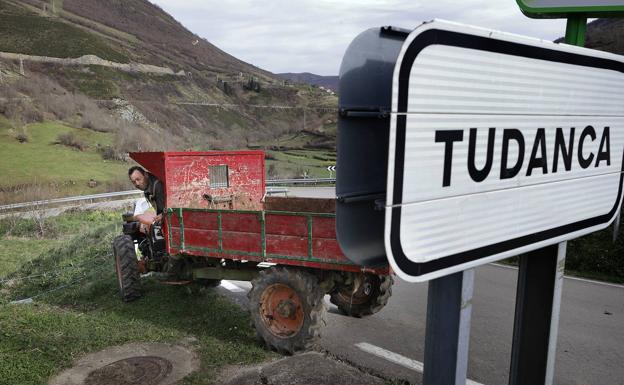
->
[219,351,385,385]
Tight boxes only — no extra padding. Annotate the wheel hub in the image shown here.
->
[276,299,297,318]
[260,283,304,338]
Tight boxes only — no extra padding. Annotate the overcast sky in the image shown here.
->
[150,0,571,76]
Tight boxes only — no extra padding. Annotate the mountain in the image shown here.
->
[277,72,339,92]
[584,18,624,54]
[0,0,337,152]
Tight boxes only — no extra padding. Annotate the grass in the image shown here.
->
[0,209,119,277]
[0,120,130,198]
[266,149,336,178]
[0,0,129,62]
[0,209,275,385]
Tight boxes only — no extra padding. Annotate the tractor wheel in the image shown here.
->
[330,273,393,317]
[248,267,326,354]
[112,235,141,302]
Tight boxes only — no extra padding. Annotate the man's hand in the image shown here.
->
[152,214,163,226]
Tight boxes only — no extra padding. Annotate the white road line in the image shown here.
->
[354,342,484,385]
[220,280,245,292]
[490,263,624,289]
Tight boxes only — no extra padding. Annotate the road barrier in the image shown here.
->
[0,178,336,212]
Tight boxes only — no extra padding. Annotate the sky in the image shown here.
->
[150,0,572,76]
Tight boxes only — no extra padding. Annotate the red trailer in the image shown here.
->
[113,151,392,353]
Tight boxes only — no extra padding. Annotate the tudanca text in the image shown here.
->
[434,126,611,187]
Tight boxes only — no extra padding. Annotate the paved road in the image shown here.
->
[219,263,624,385]
[284,186,336,198]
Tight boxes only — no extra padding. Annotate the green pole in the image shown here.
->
[564,15,587,46]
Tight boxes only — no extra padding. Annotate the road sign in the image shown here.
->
[516,0,624,17]
[384,20,624,282]
[327,165,336,172]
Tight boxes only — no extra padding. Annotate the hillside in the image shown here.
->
[277,72,339,92]
[0,0,338,200]
[584,18,624,54]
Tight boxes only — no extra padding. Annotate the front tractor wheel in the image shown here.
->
[112,235,141,302]
[330,273,393,317]
[248,267,326,354]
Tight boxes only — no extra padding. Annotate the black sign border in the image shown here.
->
[390,27,624,278]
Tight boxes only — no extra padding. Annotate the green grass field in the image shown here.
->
[0,120,130,200]
[0,209,274,385]
[266,148,336,179]
[0,0,129,62]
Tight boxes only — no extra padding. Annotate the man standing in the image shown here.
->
[128,166,165,223]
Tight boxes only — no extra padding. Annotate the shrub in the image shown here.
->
[98,145,125,161]
[55,132,85,151]
[15,133,29,143]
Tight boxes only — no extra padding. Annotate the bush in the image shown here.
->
[98,145,125,161]
[566,220,624,281]
[15,133,28,143]
[55,132,85,151]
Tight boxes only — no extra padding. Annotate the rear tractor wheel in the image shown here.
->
[112,235,141,302]
[248,267,326,354]
[330,273,393,317]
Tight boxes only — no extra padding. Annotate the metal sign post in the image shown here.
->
[509,243,566,385]
[509,13,589,385]
[423,269,474,385]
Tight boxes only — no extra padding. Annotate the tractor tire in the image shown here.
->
[112,235,141,302]
[248,267,326,354]
[330,273,393,317]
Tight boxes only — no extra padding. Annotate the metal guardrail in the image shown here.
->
[0,178,336,212]
[0,190,142,212]
[266,178,336,185]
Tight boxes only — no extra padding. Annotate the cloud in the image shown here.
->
[151,0,569,75]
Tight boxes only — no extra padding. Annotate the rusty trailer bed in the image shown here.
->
[164,197,387,274]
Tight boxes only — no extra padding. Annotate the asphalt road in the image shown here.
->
[219,265,624,385]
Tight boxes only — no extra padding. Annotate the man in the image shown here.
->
[128,166,165,223]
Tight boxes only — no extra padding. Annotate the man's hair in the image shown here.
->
[128,166,146,177]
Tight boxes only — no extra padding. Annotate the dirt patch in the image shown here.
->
[48,342,199,385]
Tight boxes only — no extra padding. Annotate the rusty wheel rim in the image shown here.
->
[260,283,304,338]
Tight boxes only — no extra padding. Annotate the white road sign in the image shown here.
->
[384,20,624,282]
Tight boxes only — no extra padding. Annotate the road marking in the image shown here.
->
[220,280,245,292]
[491,263,624,289]
[354,342,484,385]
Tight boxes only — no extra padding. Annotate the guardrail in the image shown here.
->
[0,178,336,212]
[266,178,335,185]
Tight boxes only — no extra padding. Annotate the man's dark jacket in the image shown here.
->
[144,173,165,215]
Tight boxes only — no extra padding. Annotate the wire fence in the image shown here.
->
[0,255,112,305]
[0,254,110,285]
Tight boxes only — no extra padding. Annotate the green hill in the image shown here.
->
[0,118,130,200]
[0,0,338,201]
